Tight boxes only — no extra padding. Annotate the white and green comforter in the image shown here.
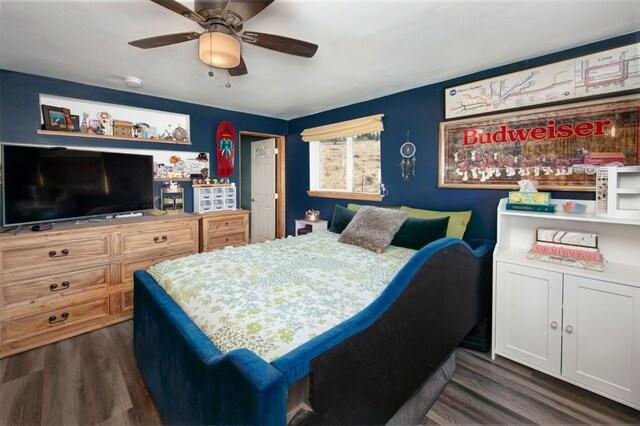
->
[148,231,416,362]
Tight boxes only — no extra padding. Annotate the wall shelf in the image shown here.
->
[154,178,192,182]
[37,130,191,145]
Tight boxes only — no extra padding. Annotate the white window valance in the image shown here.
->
[301,114,384,142]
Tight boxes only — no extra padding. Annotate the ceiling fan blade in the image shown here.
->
[128,32,200,49]
[150,0,206,24]
[241,32,318,58]
[223,0,274,25]
[228,56,248,76]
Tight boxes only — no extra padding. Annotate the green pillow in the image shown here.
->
[328,204,356,233]
[347,203,402,212]
[390,216,450,250]
[400,206,472,239]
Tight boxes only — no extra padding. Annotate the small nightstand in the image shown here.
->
[294,219,328,235]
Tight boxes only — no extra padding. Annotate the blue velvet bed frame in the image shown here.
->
[133,237,494,425]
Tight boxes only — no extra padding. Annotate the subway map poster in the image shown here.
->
[445,42,640,119]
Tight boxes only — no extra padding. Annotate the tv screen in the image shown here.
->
[2,145,154,226]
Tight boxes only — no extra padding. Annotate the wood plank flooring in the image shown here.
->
[1,321,638,425]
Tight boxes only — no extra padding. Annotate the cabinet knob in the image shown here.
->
[153,235,168,243]
[550,321,558,329]
[565,325,574,333]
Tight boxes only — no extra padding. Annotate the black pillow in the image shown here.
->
[390,216,450,250]
[328,204,356,233]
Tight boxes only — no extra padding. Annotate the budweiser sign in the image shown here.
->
[439,95,640,191]
[462,119,613,145]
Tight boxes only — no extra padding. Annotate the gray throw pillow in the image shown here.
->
[338,206,408,253]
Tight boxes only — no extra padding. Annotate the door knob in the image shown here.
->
[565,325,574,333]
[550,321,558,329]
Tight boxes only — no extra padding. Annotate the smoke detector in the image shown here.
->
[124,76,143,88]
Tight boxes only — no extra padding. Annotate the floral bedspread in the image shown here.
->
[148,231,416,362]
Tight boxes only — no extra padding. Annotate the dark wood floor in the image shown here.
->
[1,321,638,425]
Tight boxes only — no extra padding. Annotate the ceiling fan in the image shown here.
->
[128,0,318,76]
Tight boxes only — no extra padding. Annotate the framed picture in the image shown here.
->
[70,114,80,132]
[41,105,68,131]
[438,95,640,191]
[444,42,639,120]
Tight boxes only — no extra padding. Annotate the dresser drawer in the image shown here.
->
[206,216,247,237]
[1,266,110,306]
[120,220,198,260]
[120,252,193,286]
[207,233,247,250]
[0,235,111,279]
[1,297,109,343]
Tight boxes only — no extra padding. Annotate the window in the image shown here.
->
[310,131,381,194]
[303,114,384,201]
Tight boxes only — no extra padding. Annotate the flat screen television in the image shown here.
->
[2,144,154,226]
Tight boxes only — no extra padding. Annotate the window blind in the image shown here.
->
[301,114,384,142]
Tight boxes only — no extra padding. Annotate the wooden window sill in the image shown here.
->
[307,191,383,202]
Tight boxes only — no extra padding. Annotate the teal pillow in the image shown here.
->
[328,204,356,233]
[390,216,450,250]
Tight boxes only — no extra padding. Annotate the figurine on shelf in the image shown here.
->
[200,167,209,179]
[80,112,89,133]
[204,177,211,184]
[97,111,112,135]
[132,122,149,138]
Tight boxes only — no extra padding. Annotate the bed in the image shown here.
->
[134,219,494,425]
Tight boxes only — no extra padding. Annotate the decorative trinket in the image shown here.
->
[400,131,417,182]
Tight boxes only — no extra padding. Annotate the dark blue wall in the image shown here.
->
[0,69,287,221]
[286,32,640,240]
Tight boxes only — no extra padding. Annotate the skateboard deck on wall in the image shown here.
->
[216,121,235,177]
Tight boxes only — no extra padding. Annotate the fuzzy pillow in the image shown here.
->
[338,206,408,253]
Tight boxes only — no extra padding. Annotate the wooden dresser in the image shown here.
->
[0,214,199,358]
[197,210,250,252]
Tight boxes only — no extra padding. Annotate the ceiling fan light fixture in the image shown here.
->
[198,32,241,68]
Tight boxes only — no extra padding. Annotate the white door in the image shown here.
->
[562,275,640,405]
[496,262,563,374]
[250,138,276,243]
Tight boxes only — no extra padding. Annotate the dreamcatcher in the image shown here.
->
[399,131,416,182]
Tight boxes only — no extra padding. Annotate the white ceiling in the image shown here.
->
[1,1,639,120]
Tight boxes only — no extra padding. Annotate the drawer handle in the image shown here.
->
[50,281,70,291]
[48,249,70,258]
[225,222,229,226]
[203,195,210,199]
[225,237,229,242]
[153,235,168,243]
[565,325,574,333]
[48,312,69,324]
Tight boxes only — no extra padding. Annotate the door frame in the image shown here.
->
[239,131,286,239]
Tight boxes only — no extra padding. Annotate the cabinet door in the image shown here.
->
[562,275,640,405]
[496,262,563,374]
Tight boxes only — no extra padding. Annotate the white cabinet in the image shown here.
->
[562,275,640,404]
[493,198,640,410]
[496,263,562,374]
[193,185,236,213]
